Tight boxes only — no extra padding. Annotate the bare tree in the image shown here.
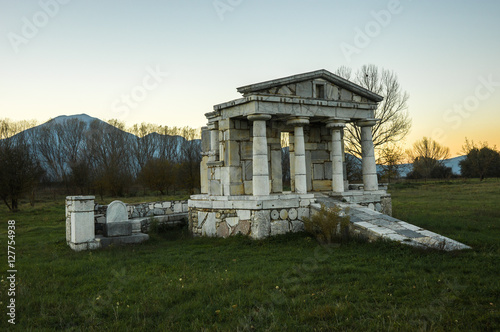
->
[377,143,405,183]
[335,64,411,157]
[178,127,202,194]
[85,120,133,196]
[406,137,450,180]
[36,121,66,182]
[0,133,44,211]
[128,123,160,176]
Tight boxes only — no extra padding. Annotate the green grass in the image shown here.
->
[0,180,499,331]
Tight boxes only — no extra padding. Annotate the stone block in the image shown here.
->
[241,142,253,160]
[244,181,253,195]
[311,150,330,161]
[324,162,332,180]
[209,180,222,196]
[225,140,241,166]
[313,180,331,191]
[71,211,94,243]
[263,199,299,209]
[309,127,321,143]
[202,212,217,236]
[107,201,128,223]
[250,211,271,239]
[226,217,239,228]
[291,220,304,232]
[217,222,230,238]
[228,129,250,141]
[237,209,251,220]
[271,220,289,236]
[105,222,132,237]
[233,220,251,235]
[153,208,164,215]
[313,164,324,180]
[243,161,253,181]
[298,207,310,220]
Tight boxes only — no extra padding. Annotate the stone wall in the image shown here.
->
[95,200,188,219]
[188,194,314,239]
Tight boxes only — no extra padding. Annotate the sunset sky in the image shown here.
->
[1,0,499,156]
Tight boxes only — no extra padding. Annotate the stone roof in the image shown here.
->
[237,69,383,102]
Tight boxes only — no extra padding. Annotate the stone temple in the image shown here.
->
[188,69,391,239]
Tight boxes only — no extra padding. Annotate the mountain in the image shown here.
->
[396,155,466,177]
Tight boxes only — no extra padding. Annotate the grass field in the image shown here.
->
[0,180,499,331]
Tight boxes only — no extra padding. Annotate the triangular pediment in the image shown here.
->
[237,69,383,103]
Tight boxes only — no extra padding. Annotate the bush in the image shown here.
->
[303,204,350,244]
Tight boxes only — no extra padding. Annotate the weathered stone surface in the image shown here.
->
[313,163,324,180]
[104,222,132,237]
[251,211,270,239]
[202,212,217,236]
[217,222,230,238]
[271,210,280,220]
[271,220,289,236]
[279,209,288,220]
[226,217,239,228]
[237,210,251,220]
[233,220,251,235]
[288,208,298,220]
[291,220,304,232]
[107,201,128,223]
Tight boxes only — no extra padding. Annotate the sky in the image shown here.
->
[1,0,499,156]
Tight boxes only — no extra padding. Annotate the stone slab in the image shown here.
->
[107,201,128,223]
[96,233,149,248]
[104,222,132,237]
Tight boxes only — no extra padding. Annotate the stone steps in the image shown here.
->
[314,195,471,251]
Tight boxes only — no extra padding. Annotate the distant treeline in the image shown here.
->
[0,118,201,211]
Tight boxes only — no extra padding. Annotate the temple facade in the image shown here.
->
[188,69,391,239]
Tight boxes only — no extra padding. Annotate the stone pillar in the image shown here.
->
[357,119,379,191]
[287,117,309,194]
[208,122,219,162]
[66,196,98,251]
[248,114,272,196]
[326,119,346,193]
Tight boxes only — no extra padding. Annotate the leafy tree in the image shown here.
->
[460,139,500,180]
[0,134,44,211]
[335,64,411,157]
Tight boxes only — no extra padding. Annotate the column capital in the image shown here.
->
[356,119,379,127]
[286,116,309,126]
[326,118,348,129]
[247,114,272,122]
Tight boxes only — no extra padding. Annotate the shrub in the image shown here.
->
[303,204,350,244]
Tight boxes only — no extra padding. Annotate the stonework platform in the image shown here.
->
[315,195,471,251]
[96,233,149,249]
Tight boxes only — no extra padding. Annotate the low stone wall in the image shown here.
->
[188,194,315,239]
[95,200,189,219]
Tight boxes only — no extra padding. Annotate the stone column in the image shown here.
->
[326,119,346,193]
[66,196,98,251]
[357,119,379,191]
[248,114,272,196]
[287,117,309,194]
[208,122,219,162]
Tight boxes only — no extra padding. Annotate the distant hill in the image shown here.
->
[397,155,466,177]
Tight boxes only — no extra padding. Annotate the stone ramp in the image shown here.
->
[314,196,471,251]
